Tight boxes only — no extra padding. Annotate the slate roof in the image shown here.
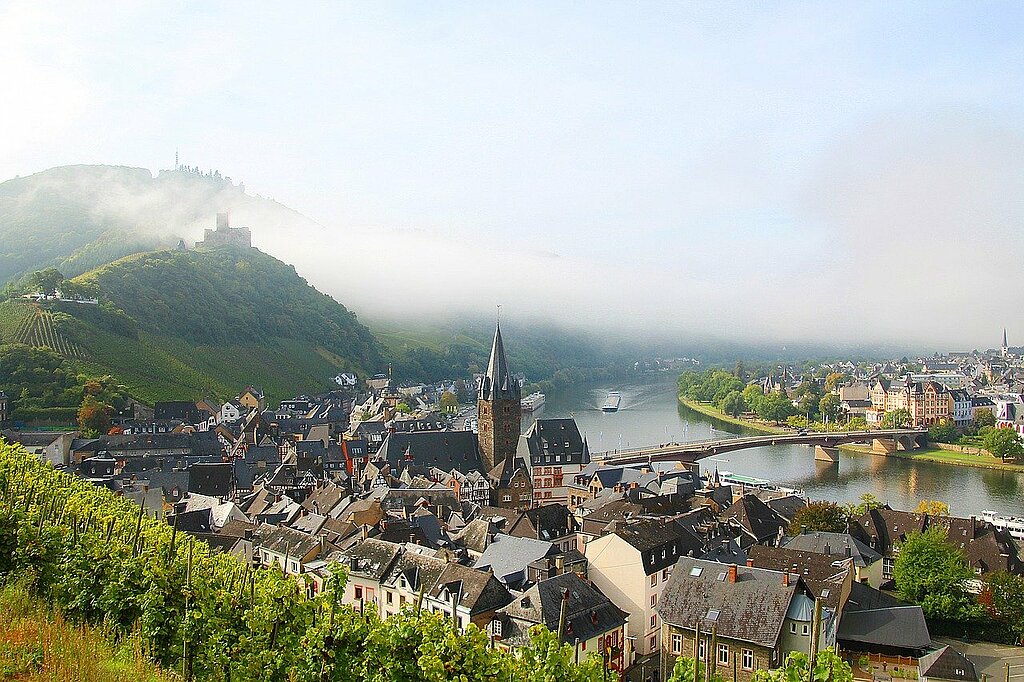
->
[521,419,590,466]
[431,563,513,615]
[188,462,232,497]
[919,646,978,682]
[611,517,704,575]
[783,531,882,567]
[657,557,801,649]
[477,323,520,402]
[474,534,557,586]
[253,523,322,560]
[722,494,788,543]
[497,572,627,646]
[836,606,931,652]
[509,503,576,542]
[745,545,850,612]
[341,538,403,581]
[384,549,448,594]
[378,431,482,475]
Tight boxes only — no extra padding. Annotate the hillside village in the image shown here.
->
[2,323,1022,682]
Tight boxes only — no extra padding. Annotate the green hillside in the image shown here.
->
[0,246,382,406]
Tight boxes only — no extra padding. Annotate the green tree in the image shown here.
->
[975,410,996,428]
[719,390,746,417]
[824,373,848,392]
[439,391,458,413]
[742,384,765,414]
[985,571,1024,645]
[928,419,959,444]
[394,402,412,414]
[754,650,852,682]
[893,527,983,622]
[756,392,796,424]
[845,416,868,431]
[28,268,66,296]
[790,501,847,534]
[881,408,912,429]
[667,656,724,682]
[983,427,1024,462]
[508,626,603,682]
[818,394,845,424]
[77,395,112,436]
[845,493,883,519]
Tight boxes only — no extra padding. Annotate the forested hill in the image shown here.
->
[0,244,383,405]
[0,164,311,285]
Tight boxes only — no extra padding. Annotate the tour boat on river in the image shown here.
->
[601,391,622,412]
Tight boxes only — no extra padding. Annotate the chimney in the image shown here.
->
[844,546,852,558]
[728,564,737,583]
[746,559,754,567]
[824,544,831,555]
[800,525,807,535]
[783,572,790,587]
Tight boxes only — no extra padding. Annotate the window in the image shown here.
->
[386,592,393,605]
[742,649,754,671]
[698,639,707,660]
[649,635,657,651]
[662,568,670,581]
[650,614,657,629]
[354,586,363,599]
[789,622,796,634]
[651,594,657,608]
[503,494,512,502]
[802,624,809,636]
[671,633,682,655]
[492,619,502,637]
[718,644,729,666]
[651,574,658,587]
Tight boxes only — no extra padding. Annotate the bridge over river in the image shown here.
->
[593,429,926,466]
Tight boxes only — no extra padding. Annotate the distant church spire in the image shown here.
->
[478,322,520,401]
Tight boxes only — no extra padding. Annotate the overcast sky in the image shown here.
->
[2,2,1023,351]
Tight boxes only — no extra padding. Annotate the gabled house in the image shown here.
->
[340,538,404,611]
[518,418,591,505]
[657,558,820,682]
[584,517,703,661]
[425,562,513,630]
[507,503,578,553]
[490,572,628,676]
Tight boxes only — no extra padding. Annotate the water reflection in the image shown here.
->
[540,376,1024,517]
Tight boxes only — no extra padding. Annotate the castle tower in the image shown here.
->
[477,322,521,474]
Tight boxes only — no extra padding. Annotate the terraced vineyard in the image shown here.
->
[11,304,84,358]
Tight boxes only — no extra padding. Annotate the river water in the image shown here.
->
[535,376,1024,517]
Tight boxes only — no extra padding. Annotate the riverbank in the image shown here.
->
[677,396,787,434]
[839,443,1024,473]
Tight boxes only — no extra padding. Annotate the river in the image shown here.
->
[535,376,1024,518]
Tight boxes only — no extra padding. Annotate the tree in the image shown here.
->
[790,501,847,534]
[756,392,796,424]
[77,395,112,437]
[928,419,958,444]
[881,408,912,429]
[719,390,746,418]
[983,427,1024,462]
[394,402,412,414]
[508,626,603,682]
[975,410,996,428]
[742,384,765,414]
[985,571,1024,645]
[667,656,724,682]
[845,416,868,431]
[845,493,883,519]
[818,394,845,424]
[916,499,950,516]
[893,527,983,622]
[754,650,852,682]
[439,391,458,413]
[27,268,65,296]
[453,379,471,404]
[824,372,848,392]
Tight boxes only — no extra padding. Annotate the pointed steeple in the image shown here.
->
[1004,328,1008,348]
[478,323,520,401]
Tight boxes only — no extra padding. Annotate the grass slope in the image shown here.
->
[0,581,174,681]
[0,246,383,405]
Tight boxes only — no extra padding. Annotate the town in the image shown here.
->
[3,323,1021,682]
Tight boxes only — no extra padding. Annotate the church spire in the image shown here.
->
[478,322,520,401]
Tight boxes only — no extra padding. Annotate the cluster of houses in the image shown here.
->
[2,325,1020,681]
[761,333,1024,435]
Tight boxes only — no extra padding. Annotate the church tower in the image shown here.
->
[477,322,522,474]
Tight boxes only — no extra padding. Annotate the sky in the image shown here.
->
[2,2,1023,351]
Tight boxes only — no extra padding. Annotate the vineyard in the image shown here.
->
[0,439,604,682]
[10,305,84,358]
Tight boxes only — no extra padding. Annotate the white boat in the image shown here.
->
[521,392,546,412]
[601,391,622,412]
[982,510,1024,540]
